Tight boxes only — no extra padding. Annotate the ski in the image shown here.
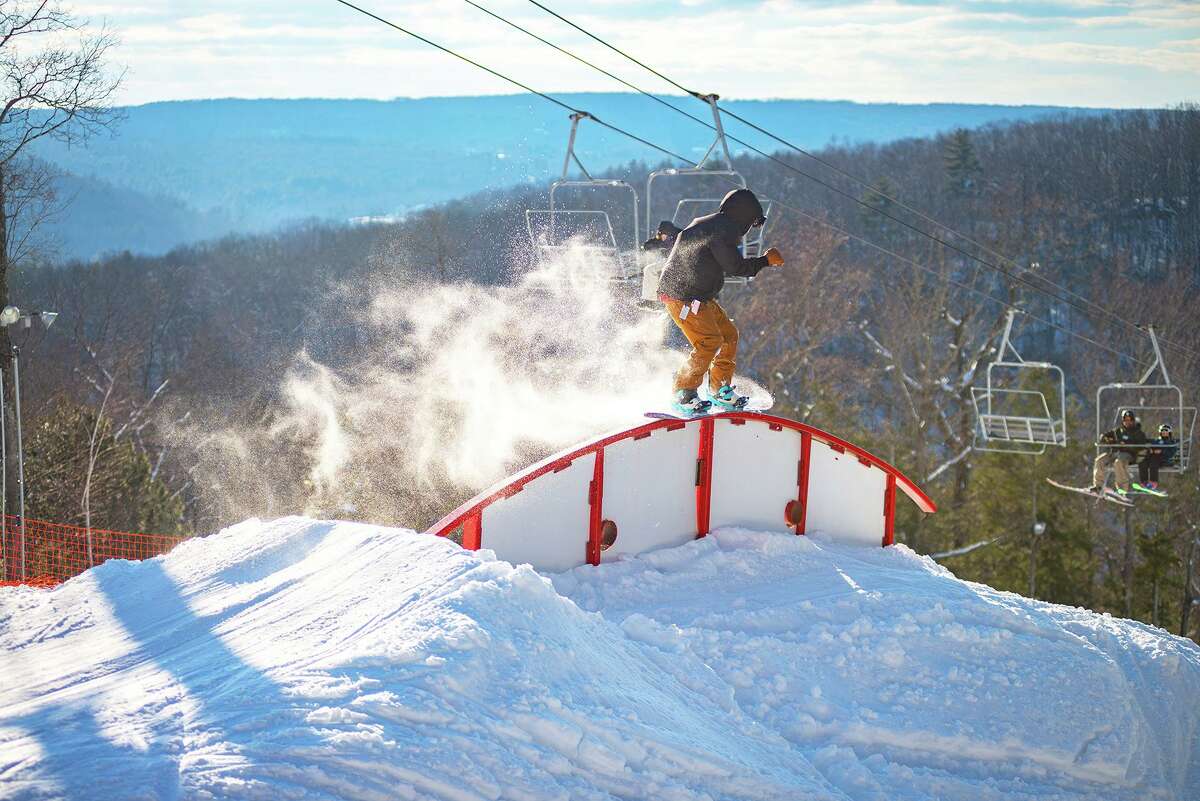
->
[1131,482,1169,498]
[1045,478,1134,508]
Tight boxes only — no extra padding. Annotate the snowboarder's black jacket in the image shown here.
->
[657,189,768,302]
[1100,422,1148,459]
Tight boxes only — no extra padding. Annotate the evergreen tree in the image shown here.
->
[860,176,899,236]
[23,402,184,535]
[944,128,983,195]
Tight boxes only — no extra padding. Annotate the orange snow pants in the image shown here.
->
[663,298,739,393]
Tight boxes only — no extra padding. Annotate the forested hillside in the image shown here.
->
[29,95,1096,259]
[11,106,1199,639]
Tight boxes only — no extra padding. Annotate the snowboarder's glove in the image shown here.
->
[765,247,785,266]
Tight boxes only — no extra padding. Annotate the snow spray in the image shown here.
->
[168,244,700,528]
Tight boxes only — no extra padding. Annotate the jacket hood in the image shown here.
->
[719,188,764,235]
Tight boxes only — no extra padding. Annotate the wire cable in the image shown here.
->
[714,104,1189,346]
[460,0,714,132]
[522,0,1199,360]
[331,0,689,166]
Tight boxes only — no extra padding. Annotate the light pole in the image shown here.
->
[1028,478,1047,597]
[1,306,57,582]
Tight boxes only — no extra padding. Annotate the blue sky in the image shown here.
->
[79,0,1199,107]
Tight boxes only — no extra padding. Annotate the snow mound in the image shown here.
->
[1,518,1198,800]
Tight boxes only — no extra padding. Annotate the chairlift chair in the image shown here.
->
[642,94,767,302]
[970,309,1068,455]
[525,112,641,282]
[1095,326,1194,474]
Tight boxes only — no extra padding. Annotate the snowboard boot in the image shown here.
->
[672,389,712,418]
[710,384,749,411]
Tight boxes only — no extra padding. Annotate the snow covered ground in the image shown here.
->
[1,518,1198,800]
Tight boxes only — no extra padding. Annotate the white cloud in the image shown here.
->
[79,0,1200,107]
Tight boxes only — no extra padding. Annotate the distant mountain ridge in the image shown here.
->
[33,94,1106,261]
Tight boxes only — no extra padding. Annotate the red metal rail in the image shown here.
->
[427,411,936,550]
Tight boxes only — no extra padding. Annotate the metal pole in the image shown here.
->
[0,365,5,582]
[1183,531,1198,638]
[13,346,24,582]
[1028,478,1038,597]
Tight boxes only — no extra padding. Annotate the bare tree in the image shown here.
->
[0,1,122,517]
[81,364,112,565]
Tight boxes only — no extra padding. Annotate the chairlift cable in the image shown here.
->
[521,0,1200,361]
[459,0,715,133]
[331,0,690,165]
[333,0,1146,366]
[524,0,697,97]
[712,105,1196,349]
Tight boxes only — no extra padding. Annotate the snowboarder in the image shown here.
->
[1092,410,1147,496]
[657,188,784,416]
[1136,423,1178,493]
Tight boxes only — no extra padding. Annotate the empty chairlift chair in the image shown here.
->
[525,112,641,282]
[1095,325,1195,474]
[641,94,770,302]
[970,309,1068,455]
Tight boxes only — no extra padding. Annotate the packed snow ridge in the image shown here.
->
[2,518,1198,800]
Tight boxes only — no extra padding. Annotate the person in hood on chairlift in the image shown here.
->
[657,188,784,416]
[1136,422,1178,492]
[642,220,682,253]
[1092,409,1148,496]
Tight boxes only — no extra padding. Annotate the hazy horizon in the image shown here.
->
[107,93,1135,111]
[81,1,1199,109]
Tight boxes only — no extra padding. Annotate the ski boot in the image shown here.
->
[671,389,712,418]
[710,384,749,411]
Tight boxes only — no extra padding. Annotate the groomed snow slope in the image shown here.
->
[1,518,1198,801]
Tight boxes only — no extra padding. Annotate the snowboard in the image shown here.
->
[1045,478,1134,508]
[646,376,774,420]
[1131,482,1169,498]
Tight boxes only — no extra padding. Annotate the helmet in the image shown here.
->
[1121,409,1137,421]
[1159,423,1173,436]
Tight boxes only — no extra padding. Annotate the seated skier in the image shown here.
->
[1092,409,1148,496]
[642,220,681,253]
[1136,423,1178,492]
[657,188,784,415]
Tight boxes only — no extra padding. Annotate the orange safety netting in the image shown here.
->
[0,515,186,588]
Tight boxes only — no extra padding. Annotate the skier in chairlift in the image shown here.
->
[1135,422,1178,494]
[642,220,681,253]
[657,188,785,415]
[1092,409,1148,497]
